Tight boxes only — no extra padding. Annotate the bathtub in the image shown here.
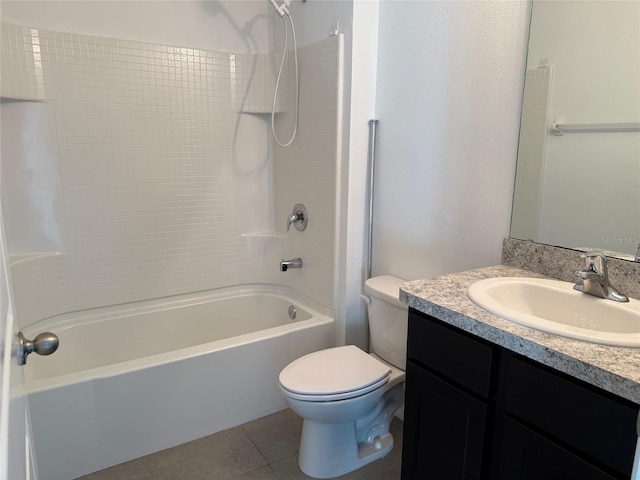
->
[20,285,335,480]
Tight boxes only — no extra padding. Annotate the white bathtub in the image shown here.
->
[20,285,335,480]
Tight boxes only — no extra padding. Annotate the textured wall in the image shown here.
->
[373,1,530,281]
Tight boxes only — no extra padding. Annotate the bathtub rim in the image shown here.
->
[23,283,334,334]
[18,284,335,395]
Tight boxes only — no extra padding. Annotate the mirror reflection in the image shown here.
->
[510,0,640,260]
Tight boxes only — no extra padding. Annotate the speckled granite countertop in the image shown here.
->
[400,265,640,405]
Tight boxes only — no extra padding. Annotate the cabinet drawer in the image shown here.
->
[505,355,639,477]
[408,311,494,398]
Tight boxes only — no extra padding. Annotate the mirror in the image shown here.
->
[510,0,640,261]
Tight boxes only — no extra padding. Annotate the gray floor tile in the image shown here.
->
[81,411,403,480]
[269,455,314,480]
[76,458,152,480]
[337,457,401,480]
[242,408,303,463]
[233,465,280,480]
[146,426,267,480]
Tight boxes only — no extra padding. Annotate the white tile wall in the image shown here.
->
[231,52,283,113]
[1,22,341,327]
[510,65,553,241]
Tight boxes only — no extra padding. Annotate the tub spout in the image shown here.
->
[280,258,302,272]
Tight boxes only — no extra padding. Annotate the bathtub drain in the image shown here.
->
[288,305,297,320]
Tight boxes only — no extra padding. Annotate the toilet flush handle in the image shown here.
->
[360,294,371,305]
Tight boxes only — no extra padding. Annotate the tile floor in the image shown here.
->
[77,409,403,480]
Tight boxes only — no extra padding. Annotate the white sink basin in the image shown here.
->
[468,277,640,348]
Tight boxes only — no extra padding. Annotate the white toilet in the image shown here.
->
[278,275,408,479]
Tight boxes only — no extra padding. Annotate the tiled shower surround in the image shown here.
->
[510,65,552,241]
[1,22,340,326]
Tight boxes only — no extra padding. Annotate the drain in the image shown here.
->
[288,305,297,320]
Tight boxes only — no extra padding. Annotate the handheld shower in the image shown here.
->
[269,0,300,147]
[269,0,291,17]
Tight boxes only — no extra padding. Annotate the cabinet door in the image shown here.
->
[497,417,620,480]
[505,355,638,477]
[402,362,487,480]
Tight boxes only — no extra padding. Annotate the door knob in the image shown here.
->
[16,331,59,366]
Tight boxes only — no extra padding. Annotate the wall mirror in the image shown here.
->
[510,0,639,260]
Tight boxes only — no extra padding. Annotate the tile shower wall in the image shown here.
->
[510,64,553,241]
[1,22,340,326]
[273,36,342,311]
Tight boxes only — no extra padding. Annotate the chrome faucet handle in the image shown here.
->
[286,212,302,231]
[286,203,308,232]
[580,251,608,277]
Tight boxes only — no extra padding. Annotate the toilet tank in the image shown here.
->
[364,275,408,370]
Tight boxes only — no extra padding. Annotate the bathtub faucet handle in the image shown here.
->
[16,331,59,366]
[286,203,308,232]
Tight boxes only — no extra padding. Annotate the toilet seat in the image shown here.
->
[281,375,389,402]
[279,345,391,402]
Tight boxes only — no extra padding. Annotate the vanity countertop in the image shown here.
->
[400,265,640,405]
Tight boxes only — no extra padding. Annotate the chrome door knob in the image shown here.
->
[16,331,59,366]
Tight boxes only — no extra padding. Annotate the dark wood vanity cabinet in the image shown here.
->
[401,309,640,480]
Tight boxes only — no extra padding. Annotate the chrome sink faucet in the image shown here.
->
[573,252,628,302]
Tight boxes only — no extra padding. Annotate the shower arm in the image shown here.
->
[269,0,291,17]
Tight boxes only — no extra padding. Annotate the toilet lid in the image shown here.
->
[279,345,391,396]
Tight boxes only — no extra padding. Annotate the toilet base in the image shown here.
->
[296,383,404,479]
[298,420,394,479]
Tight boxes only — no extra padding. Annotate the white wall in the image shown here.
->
[527,1,640,256]
[373,0,530,281]
[342,0,379,348]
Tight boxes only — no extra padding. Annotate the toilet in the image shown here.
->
[278,275,408,479]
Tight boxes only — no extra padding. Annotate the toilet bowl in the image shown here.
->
[278,275,408,479]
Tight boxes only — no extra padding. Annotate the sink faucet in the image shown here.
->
[573,252,628,302]
[280,258,302,272]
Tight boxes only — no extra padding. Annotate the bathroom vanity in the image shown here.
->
[399,265,640,480]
